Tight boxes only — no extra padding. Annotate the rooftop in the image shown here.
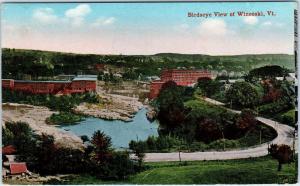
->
[4,75,97,83]
[9,163,27,175]
[73,75,97,81]
[2,145,17,155]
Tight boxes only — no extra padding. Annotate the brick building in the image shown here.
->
[149,69,212,99]
[2,75,97,95]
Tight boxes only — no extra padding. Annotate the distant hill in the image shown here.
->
[2,48,295,79]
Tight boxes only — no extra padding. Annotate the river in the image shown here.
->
[59,108,159,149]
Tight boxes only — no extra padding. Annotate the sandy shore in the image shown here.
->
[2,103,84,150]
[74,93,143,121]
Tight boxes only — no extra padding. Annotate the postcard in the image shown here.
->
[1,1,298,184]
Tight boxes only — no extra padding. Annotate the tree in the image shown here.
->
[236,109,257,132]
[129,141,146,169]
[2,127,14,146]
[156,81,185,131]
[91,130,113,164]
[36,134,58,174]
[225,81,260,108]
[268,144,293,171]
[98,151,136,180]
[4,122,36,156]
[197,77,221,97]
[195,118,222,143]
[280,80,296,104]
[246,65,288,82]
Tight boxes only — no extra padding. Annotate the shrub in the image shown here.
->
[276,109,295,126]
[208,139,240,150]
[188,142,207,152]
[258,99,293,116]
[95,151,137,180]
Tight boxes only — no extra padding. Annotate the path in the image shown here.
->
[142,98,296,162]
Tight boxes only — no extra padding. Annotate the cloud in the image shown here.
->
[244,16,258,25]
[65,4,91,27]
[91,17,116,27]
[65,4,91,18]
[174,23,189,32]
[33,8,59,24]
[261,21,284,29]
[198,19,229,36]
[262,21,272,26]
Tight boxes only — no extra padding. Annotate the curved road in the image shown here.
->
[141,98,296,162]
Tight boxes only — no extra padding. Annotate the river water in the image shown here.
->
[59,108,159,149]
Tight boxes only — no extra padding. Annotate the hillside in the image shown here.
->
[2,48,295,79]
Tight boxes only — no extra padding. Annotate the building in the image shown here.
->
[2,75,97,95]
[9,163,28,175]
[2,145,16,155]
[2,146,29,178]
[94,64,106,71]
[149,69,212,99]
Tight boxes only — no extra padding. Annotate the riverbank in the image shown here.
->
[2,103,84,150]
[73,93,143,122]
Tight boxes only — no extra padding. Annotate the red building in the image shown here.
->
[2,145,16,155]
[149,69,212,99]
[95,64,106,71]
[2,75,97,95]
[9,163,28,175]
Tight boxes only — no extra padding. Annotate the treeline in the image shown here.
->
[2,89,99,112]
[2,48,295,79]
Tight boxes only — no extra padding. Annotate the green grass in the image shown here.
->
[61,156,297,184]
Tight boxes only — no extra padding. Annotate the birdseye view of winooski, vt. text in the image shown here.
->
[1,1,299,185]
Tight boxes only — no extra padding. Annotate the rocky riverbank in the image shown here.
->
[73,94,143,122]
[2,103,84,150]
[145,106,157,122]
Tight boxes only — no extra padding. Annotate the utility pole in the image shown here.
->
[178,140,182,163]
[178,150,181,163]
[292,128,296,159]
[259,129,262,145]
[222,131,225,151]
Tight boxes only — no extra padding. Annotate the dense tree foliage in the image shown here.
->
[156,81,185,132]
[225,82,260,108]
[245,65,289,82]
[3,122,36,156]
[2,89,99,111]
[236,109,257,134]
[197,77,222,97]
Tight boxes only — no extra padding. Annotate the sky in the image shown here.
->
[1,2,297,55]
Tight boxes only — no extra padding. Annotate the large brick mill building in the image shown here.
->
[2,75,97,95]
[149,69,212,99]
